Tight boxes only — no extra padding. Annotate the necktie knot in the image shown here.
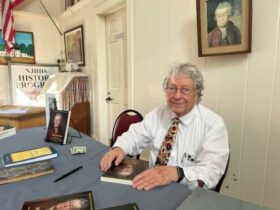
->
[170,117,180,134]
[172,117,180,125]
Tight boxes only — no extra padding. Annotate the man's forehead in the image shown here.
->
[168,74,193,84]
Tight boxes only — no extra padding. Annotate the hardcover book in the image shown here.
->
[22,191,95,210]
[100,203,140,210]
[0,160,54,185]
[2,146,57,168]
[0,125,16,140]
[45,110,71,144]
[100,158,149,185]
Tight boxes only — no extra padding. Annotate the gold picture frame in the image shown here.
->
[0,30,35,65]
[196,0,252,57]
[64,25,85,66]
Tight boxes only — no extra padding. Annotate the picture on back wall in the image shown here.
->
[0,30,35,64]
[196,0,252,56]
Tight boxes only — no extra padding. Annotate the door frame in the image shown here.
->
[94,0,134,145]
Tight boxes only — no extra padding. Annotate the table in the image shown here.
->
[177,187,271,210]
[0,105,46,129]
[0,127,191,210]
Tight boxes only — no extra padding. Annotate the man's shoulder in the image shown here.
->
[145,105,171,121]
[196,104,225,125]
[149,105,170,114]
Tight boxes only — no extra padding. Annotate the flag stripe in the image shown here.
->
[1,0,23,53]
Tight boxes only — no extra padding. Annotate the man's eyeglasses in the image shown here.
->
[166,87,195,96]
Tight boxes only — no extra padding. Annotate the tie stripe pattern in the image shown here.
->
[155,117,180,166]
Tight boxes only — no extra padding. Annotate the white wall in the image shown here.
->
[131,0,280,209]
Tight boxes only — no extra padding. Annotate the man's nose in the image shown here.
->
[173,89,183,98]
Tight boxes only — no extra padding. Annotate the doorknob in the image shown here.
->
[106,96,113,102]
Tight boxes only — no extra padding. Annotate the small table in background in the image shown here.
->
[0,105,46,129]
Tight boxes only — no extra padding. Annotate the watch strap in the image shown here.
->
[176,166,185,183]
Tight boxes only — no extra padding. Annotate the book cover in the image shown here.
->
[0,125,16,140]
[45,110,71,145]
[100,158,149,185]
[100,203,140,210]
[0,160,54,185]
[2,146,58,168]
[22,191,95,210]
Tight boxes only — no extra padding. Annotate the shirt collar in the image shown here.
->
[171,104,198,126]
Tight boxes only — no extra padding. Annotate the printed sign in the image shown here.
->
[11,64,59,106]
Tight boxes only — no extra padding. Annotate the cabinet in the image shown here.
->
[0,105,46,129]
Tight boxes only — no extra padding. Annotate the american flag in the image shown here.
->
[1,0,23,53]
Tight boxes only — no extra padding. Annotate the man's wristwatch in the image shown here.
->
[176,166,185,183]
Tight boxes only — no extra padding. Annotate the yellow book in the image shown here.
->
[2,146,57,168]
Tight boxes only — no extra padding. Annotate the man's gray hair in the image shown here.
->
[163,63,204,102]
[215,1,233,17]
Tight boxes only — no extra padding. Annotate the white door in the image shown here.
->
[105,8,127,139]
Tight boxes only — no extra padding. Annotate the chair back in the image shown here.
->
[110,109,143,148]
[215,155,230,192]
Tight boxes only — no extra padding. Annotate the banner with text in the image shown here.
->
[11,64,59,106]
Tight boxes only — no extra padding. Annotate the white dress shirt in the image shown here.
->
[114,104,229,189]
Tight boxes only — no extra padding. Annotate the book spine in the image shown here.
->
[63,111,71,144]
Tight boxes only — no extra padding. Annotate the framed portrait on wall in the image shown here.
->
[196,0,252,57]
[0,31,35,64]
[64,25,85,66]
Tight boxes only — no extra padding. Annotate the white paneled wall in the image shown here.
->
[131,0,280,209]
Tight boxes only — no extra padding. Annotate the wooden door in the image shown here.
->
[105,8,128,138]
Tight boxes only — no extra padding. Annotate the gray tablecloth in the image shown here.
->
[177,188,271,210]
[0,127,191,210]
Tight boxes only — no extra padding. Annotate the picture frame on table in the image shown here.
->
[64,25,85,66]
[196,0,252,57]
[0,30,35,65]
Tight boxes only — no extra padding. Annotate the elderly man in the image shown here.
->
[100,63,229,191]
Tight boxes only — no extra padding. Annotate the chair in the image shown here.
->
[215,155,230,192]
[110,109,144,159]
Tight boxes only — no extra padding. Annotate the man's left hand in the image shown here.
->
[132,166,178,190]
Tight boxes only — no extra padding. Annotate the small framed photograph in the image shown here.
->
[65,0,74,10]
[196,0,252,57]
[0,30,35,65]
[64,25,85,66]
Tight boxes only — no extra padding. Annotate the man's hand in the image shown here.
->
[100,147,125,171]
[132,166,178,191]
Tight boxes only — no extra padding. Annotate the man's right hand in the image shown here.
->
[100,147,125,171]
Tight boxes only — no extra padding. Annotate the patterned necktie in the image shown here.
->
[155,117,180,166]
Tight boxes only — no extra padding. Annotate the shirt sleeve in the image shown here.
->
[181,119,229,189]
[113,110,156,156]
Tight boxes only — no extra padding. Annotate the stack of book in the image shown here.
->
[0,125,16,140]
[0,146,58,185]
